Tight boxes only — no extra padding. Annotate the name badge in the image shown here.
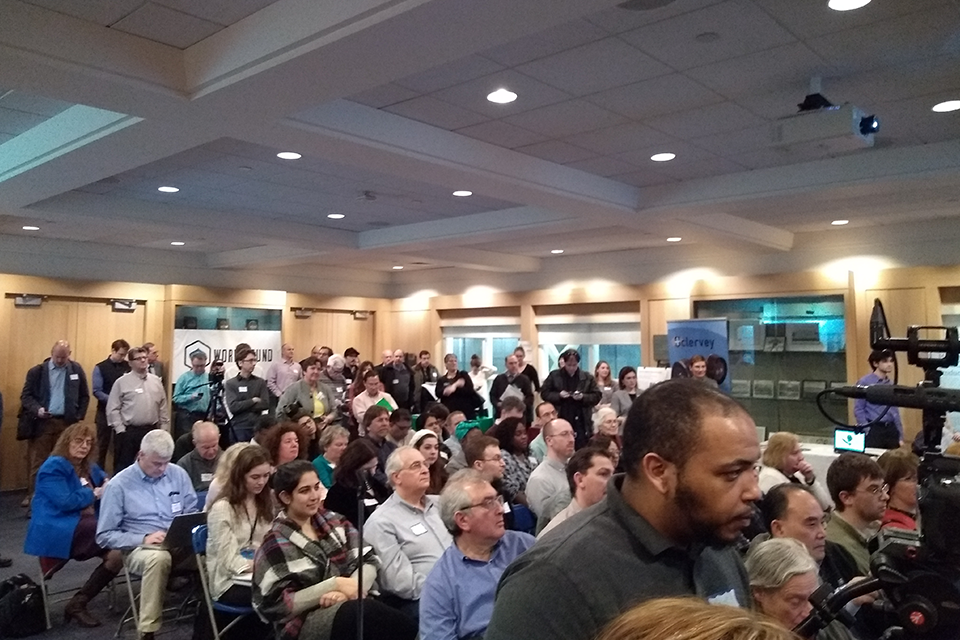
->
[135,388,144,394]
[79,477,90,487]
[502,502,511,513]
[239,386,248,393]
[707,589,741,607]
[363,498,379,507]
[261,409,269,415]
[70,374,79,381]
[201,473,213,482]
[410,523,427,536]
[392,379,399,385]
[171,501,182,515]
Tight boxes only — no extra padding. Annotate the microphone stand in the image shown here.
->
[355,470,367,640]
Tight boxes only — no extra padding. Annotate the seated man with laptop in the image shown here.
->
[97,429,199,640]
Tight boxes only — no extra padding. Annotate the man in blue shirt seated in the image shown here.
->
[419,469,535,640]
[96,429,197,640]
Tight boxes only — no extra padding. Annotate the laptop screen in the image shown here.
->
[834,428,866,453]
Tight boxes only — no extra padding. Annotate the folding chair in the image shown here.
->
[115,551,198,638]
[192,524,256,640]
[37,557,122,630]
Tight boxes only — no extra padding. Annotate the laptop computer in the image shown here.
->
[834,428,866,454]
[141,511,207,550]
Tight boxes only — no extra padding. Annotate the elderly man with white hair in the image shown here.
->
[365,446,452,622]
[174,420,222,493]
[96,429,198,640]
[420,470,535,640]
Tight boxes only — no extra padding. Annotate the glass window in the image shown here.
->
[695,295,846,440]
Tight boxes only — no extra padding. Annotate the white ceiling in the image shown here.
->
[0,0,959,299]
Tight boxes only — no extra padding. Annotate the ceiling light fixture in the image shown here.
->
[932,100,960,113]
[831,219,849,226]
[392,265,404,270]
[327,213,345,219]
[551,249,564,254]
[650,152,676,162]
[452,190,473,197]
[487,88,517,104]
[157,186,179,193]
[667,237,682,242]
[827,0,871,10]
[276,152,302,160]
[22,225,40,231]
[170,241,185,246]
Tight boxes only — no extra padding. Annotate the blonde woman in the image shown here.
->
[758,432,832,510]
[597,597,794,640]
[204,442,255,510]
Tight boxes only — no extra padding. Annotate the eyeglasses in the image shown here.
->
[463,494,504,512]
[483,455,503,463]
[242,358,257,364]
[547,430,575,439]
[72,438,93,446]
[858,483,889,496]
[402,460,426,472]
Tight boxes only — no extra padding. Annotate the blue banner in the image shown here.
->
[667,318,731,392]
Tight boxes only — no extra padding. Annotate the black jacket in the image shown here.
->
[18,358,90,440]
[540,368,601,447]
[490,372,534,421]
[380,364,415,411]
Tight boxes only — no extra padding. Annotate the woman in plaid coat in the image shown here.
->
[253,460,417,640]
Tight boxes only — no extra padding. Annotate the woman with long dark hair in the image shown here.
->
[495,417,537,506]
[411,429,448,494]
[322,438,391,528]
[253,461,416,640]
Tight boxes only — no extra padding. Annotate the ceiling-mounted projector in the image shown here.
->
[770,93,878,152]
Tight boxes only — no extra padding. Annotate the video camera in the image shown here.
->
[796,300,960,640]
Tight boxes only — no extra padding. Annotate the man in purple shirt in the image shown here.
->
[266,343,301,412]
[853,349,902,449]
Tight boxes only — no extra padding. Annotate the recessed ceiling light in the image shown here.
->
[650,152,676,162]
[831,219,849,226]
[550,249,564,254]
[932,100,960,113]
[827,0,871,10]
[666,237,682,242]
[276,152,301,160]
[327,213,345,219]
[22,225,40,231]
[170,241,185,246]
[487,88,517,104]
[392,265,404,270]
[452,190,473,197]
[157,186,179,193]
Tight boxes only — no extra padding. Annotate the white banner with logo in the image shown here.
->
[172,329,282,380]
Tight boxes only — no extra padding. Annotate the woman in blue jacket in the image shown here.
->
[24,422,122,627]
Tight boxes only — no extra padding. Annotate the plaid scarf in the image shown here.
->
[253,509,378,640]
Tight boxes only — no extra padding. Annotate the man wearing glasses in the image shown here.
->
[224,347,269,443]
[525,418,576,522]
[825,452,889,575]
[419,469,535,640]
[366,446,452,623]
[107,346,169,471]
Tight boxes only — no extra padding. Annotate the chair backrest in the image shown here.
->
[192,524,208,555]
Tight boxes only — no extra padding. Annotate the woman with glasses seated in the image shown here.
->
[204,445,274,639]
[253,460,417,640]
[24,423,123,627]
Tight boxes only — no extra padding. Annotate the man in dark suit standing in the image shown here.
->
[18,340,90,506]
[143,342,166,390]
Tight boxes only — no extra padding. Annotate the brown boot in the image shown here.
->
[64,593,101,627]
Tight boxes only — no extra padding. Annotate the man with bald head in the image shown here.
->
[524,418,576,520]
[175,420,222,493]
[381,348,416,411]
[18,340,90,505]
[266,343,301,410]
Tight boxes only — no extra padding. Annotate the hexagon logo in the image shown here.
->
[183,340,211,368]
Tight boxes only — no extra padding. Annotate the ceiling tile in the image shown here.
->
[514,140,598,164]
[563,156,639,177]
[0,107,48,136]
[733,86,824,120]
[621,0,797,70]
[151,0,278,26]
[583,0,726,34]
[347,84,421,109]
[502,99,628,137]
[454,120,548,149]
[829,56,960,105]
[685,42,833,98]
[0,91,73,117]
[21,0,145,26]
[615,139,714,166]
[515,37,672,97]
[480,18,609,67]
[652,155,748,180]
[111,3,224,48]
[609,169,679,188]
[431,69,572,119]
[752,0,951,39]
[585,73,724,120]
[870,95,960,145]
[806,9,960,74]
[394,55,504,94]
[382,96,489,130]
[644,101,768,138]
[690,125,773,156]
[564,122,675,155]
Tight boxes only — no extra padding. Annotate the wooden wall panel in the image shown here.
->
[389,309,441,357]
[73,301,147,375]
[285,310,375,362]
